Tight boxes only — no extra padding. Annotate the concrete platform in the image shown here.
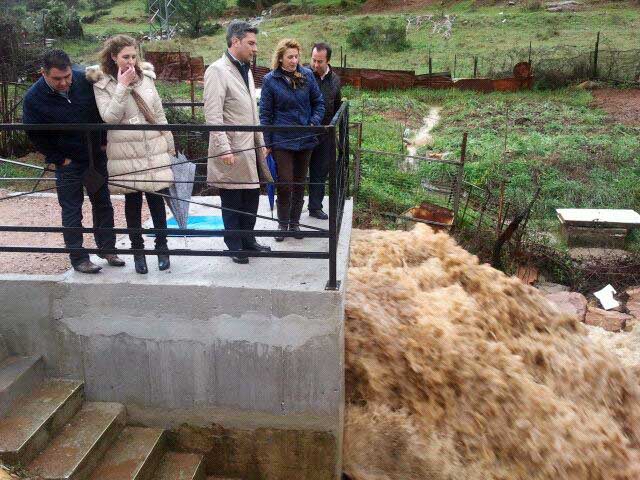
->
[0,196,352,479]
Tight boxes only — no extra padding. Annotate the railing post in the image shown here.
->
[326,121,339,291]
[593,31,600,79]
[452,131,467,231]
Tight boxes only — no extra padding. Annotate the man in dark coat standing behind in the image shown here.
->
[308,42,342,220]
[23,49,123,273]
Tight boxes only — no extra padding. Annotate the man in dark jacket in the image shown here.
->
[308,42,342,220]
[23,49,123,273]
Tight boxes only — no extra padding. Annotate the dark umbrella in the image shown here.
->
[266,153,278,218]
[165,152,196,229]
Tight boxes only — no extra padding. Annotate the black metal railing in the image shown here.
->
[0,101,350,290]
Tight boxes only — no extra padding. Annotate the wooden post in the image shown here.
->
[453,54,457,79]
[190,74,195,121]
[496,181,505,235]
[593,31,600,79]
[473,56,478,78]
[528,41,532,65]
[452,132,467,230]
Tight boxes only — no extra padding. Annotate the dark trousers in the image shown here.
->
[273,149,311,225]
[219,188,260,251]
[124,189,169,250]
[54,159,115,267]
[309,140,333,212]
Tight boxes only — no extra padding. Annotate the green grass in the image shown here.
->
[345,86,640,223]
[146,2,640,75]
[81,0,148,37]
[63,1,640,77]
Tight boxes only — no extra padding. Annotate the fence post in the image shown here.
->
[473,56,478,78]
[452,132,467,231]
[190,72,195,121]
[453,54,457,79]
[593,31,600,79]
[326,120,338,290]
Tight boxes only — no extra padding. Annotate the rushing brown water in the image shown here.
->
[344,225,640,480]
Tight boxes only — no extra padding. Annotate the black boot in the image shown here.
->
[290,223,304,240]
[275,223,288,242]
[133,254,148,274]
[157,245,170,271]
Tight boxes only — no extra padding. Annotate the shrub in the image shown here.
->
[89,0,113,11]
[237,0,281,12]
[81,10,110,24]
[347,19,410,52]
[175,0,225,37]
[43,0,84,39]
[522,0,543,11]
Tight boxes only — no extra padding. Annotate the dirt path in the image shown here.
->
[0,192,150,275]
[592,88,640,126]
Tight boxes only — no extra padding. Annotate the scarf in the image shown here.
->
[280,67,306,90]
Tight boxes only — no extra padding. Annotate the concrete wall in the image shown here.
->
[0,199,352,479]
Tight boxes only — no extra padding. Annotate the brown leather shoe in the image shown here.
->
[99,254,125,267]
[73,260,102,274]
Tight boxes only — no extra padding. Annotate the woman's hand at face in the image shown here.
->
[117,65,137,87]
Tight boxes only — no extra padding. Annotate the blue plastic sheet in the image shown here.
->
[148,215,225,237]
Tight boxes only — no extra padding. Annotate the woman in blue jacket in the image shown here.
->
[260,38,325,241]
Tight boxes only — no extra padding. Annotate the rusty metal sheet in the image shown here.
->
[454,78,496,93]
[148,52,533,92]
[513,62,532,80]
[415,73,454,89]
[189,56,205,81]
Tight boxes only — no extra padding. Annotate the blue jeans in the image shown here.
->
[54,160,115,267]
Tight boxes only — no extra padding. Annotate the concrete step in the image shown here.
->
[0,335,9,362]
[0,355,44,418]
[155,452,205,480]
[0,379,84,465]
[28,402,126,480]
[90,427,166,480]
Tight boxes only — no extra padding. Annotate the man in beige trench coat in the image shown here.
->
[204,21,273,264]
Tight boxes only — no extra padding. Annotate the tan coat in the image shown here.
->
[87,62,175,195]
[203,54,272,189]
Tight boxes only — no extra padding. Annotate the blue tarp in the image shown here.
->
[148,215,225,237]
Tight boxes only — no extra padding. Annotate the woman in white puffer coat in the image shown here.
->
[87,34,175,275]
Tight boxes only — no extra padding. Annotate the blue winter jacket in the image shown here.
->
[23,66,106,165]
[259,66,325,152]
